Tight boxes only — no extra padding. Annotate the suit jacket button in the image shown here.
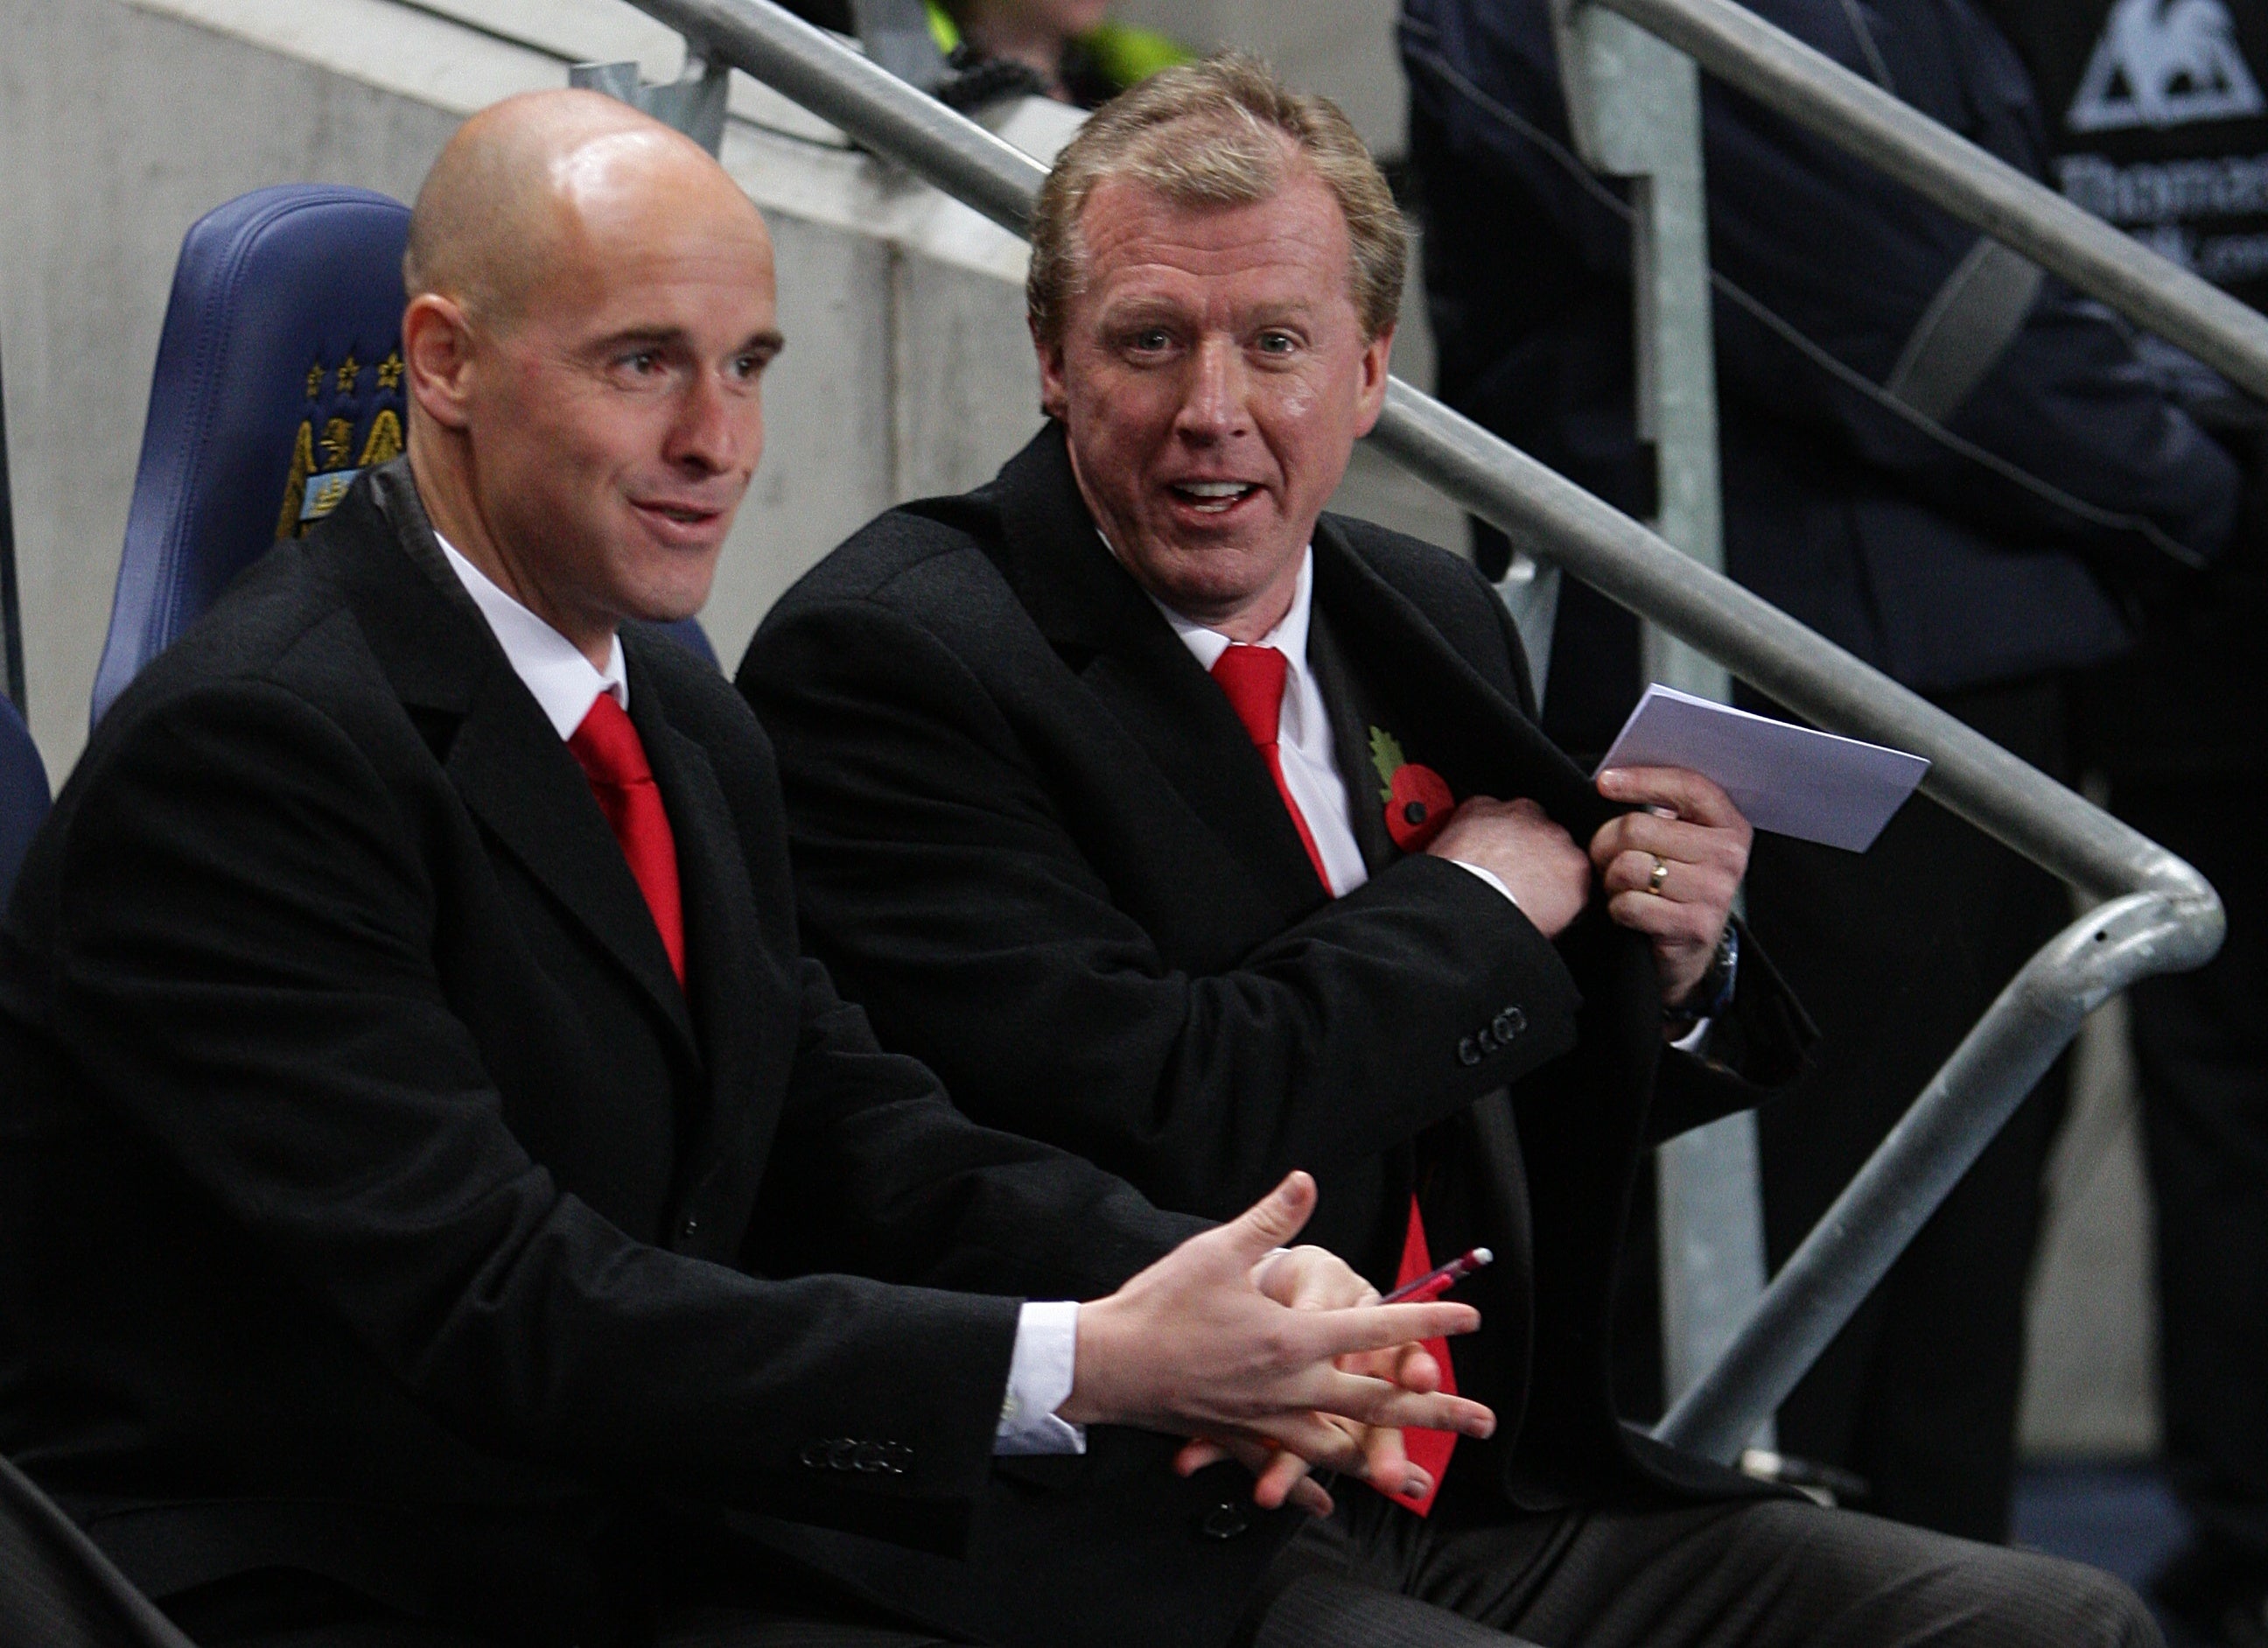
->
[829,1438,859,1470]
[678,1215,700,1242]
[1457,1036,1481,1068]
[798,1439,830,1469]
[1493,1008,1524,1042]
[1198,1501,1249,1540]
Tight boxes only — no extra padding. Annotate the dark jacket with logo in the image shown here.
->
[1402,0,2239,747]
[1979,0,2268,777]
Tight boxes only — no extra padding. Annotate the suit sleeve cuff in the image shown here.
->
[994,1300,1086,1455]
[1448,859,1519,909]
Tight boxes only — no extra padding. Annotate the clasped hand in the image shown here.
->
[1060,1172,1493,1517]
[1424,767,1753,1011]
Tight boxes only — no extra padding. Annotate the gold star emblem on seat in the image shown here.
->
[336,354,360,395]
[375,351,404,391]
[305,361,325,399]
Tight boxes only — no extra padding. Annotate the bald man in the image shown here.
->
[0,92,1494,1648]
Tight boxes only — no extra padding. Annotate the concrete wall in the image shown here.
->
[0,0,993,774]
[1113,0,1410,155]
[0,0,1452,779]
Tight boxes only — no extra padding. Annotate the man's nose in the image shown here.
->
[668,368,750,474]
[1173,338,1250,443]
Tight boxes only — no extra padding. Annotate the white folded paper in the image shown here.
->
[1595,685,1928,852]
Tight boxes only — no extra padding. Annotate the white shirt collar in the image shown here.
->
[434,532,626,741]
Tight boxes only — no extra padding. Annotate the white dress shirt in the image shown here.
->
[433,535,1083,1456]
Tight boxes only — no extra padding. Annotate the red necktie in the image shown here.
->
[1208,643,1457,1516]
[567,693,686,986]
[1209,646,1331,889]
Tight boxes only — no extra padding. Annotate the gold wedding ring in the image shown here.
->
[1647,855,1670,896]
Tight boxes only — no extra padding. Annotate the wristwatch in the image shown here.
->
[1666,922,1740,1031]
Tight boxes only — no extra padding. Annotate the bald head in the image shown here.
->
[404,88,760,329]
[398,88,782,668]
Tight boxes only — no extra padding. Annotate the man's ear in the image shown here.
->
[1032,313,1069,422]
[1352,321,1396,439]
[402,293,479,432]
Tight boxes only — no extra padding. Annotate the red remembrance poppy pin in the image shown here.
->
[1368,727,1454,852]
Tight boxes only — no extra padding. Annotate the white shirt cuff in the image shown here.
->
[1449,859,1520,908]
[994,1300,1086,1455]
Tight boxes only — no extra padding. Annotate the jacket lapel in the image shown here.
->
[1309,518,1613,841]
[1306,603,1398,877]
[988,427,1334,922]
[349,464,697,1055]
[629,651,771,1189]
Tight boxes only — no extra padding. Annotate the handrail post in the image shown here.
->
[570,56,732,156]
[1654,887,2206,1459]
[1553,0,1767,1429]
[0,335,22,712]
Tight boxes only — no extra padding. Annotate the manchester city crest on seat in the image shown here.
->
[2068,0,2267,133]
[276,346,407,538]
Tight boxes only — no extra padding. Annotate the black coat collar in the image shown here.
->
[985,425,1334,920]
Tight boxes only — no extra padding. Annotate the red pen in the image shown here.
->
[1379,1246,1494,1304]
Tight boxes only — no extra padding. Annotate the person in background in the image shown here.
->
[1400,0,2241,1546]
[1977,4,2268,1641]
[924,0,1189,109]
[774,0,1186,109]
[744,53,2166,1648]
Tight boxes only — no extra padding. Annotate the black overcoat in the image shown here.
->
[741,424,1816,1520]
[0,459,1284,1646]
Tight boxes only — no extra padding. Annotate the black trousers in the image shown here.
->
[1738,677,2074,1541]
[1247,1487,2158,1647]
[2111,773,2268,1567]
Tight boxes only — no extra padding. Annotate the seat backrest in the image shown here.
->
[0,695,49,906]
[93,186,414,727]
[92,184,721,726]
[0,1452,193,1648]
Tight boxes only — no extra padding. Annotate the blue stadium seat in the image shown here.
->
[92,184,715,728]
[0,695,48,907]
[93,185,413,726]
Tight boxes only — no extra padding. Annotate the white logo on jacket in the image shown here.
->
[2068,0,2266,132]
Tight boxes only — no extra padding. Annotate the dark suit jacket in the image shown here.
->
[740,424,1816,1518]
[0,460,1283,1647]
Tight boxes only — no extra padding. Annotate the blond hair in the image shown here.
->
[1026,53,1406,345]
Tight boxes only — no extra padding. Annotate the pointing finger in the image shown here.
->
[1294,1301,1480,1363]
[1218,1171,1319,1265]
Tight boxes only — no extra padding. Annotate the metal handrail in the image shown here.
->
[625,0,2224,1462]
[1599,0,2268,405]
